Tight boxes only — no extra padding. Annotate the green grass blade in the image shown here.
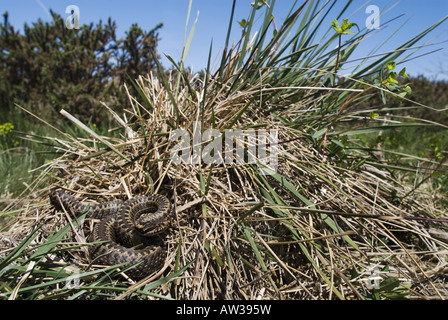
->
[30,213,87,261]
[0,225,42,271]
[143,259,195,292]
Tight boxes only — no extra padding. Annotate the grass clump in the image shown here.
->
[1,0,447,300]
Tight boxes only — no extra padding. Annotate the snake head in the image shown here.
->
[128,194,171,237]
[136,215,169,236]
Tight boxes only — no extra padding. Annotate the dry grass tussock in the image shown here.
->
[1,72,448,300]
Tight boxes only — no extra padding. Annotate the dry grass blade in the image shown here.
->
[60,109,131,163]
[2,70,445,300]
[1,1,447,300]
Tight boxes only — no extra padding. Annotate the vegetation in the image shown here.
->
[0,10,163,199]
[1,0,447,300]
[0,10,162,126]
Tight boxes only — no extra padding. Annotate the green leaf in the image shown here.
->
[403,85,412,94]
[205,241,224,267]
[331,138,345,148]
[341,19,351,28]
[397,92,407,99]
[331,19,341,33]
[312,127,328,140]
[386,61,396,71]
[341,19,357,34]
[333,19,358,35]
[387,73,398,84]
[238,19,248,28]
[369,112,379,119]
[251,1,265,9]
[399,67,409,78]
[378,277,400,291]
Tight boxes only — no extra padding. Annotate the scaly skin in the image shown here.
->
[49,190,171,279]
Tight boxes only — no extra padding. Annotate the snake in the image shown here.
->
[49,190,171,280]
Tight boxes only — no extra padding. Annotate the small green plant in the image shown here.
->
[331,18,357,35]
[375,61,412,103]
[0,122,14,134]
[0,122,15,149]
[331,18,359,81]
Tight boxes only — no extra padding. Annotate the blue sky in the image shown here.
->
[1,1,448,80]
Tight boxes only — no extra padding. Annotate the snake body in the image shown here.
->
[49,190,171,279]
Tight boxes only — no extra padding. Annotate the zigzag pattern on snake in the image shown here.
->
[49,190,171,280]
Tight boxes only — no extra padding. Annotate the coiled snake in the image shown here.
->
[49,190,171,280]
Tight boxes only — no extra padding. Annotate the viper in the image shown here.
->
[49,190,171,280]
